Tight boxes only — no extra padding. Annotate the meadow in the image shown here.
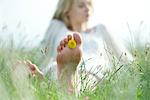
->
[0,24,150,100]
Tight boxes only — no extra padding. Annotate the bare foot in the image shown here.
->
[56,32,82,91]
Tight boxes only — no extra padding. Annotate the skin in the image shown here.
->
[26,0,133,94]
[26,0,92,93]
[67,0,92,32]
[56,0,92,92]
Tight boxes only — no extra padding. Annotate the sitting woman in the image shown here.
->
[26,0,133,93]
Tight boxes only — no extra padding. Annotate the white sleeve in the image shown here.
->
[41,61,57,79]
[95,24,134,63]
[41,19,70,76]
[42,19,69,58]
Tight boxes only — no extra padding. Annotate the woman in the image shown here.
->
[27,0,133,93]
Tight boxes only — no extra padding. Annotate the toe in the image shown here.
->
[73,32,82,45]
[60,40,65,47]
[57,45,62,52]
[67,34,72,40]
[64,38,68,47]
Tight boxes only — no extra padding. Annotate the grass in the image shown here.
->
[0,23,150,100]
[0,43,149,100]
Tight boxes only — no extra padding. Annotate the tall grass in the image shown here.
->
[0,42,149,100]
[0,23,150,99]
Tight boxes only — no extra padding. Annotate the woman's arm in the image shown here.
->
[98,24,134,63]
[40,19,69,76]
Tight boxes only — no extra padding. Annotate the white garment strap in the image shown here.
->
[42,61,57,75]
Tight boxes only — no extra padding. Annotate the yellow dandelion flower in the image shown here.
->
[68,39,76,49]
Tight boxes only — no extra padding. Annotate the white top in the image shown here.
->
[42,19,133,81]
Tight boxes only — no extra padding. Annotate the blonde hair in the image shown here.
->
[53,0,93,29]
[53,0,74,28]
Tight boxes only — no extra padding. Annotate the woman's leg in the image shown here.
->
[56,33,83,92]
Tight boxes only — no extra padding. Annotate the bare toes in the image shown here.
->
[57,45,62,52]
[64,38,68,43]
[73,33,82,45]
[60,40,65,48]
[67,34,72,40]
[63,38,68,47]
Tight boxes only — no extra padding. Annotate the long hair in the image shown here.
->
[53,0,74,28]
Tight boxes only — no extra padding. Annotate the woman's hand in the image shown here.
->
[23,60,44,78]
[24,60,38,75]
